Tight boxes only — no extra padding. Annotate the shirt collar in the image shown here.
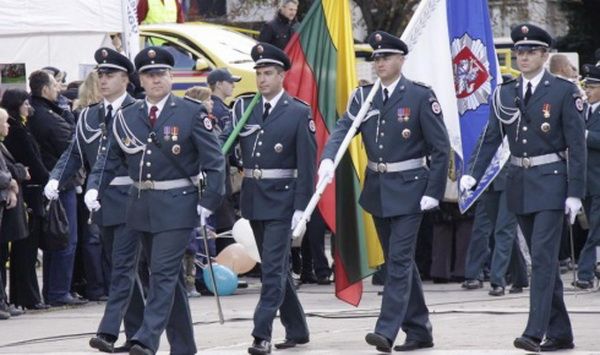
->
[146,94,170,116]
[262,89,285,112]
[523,69,545,94]
[382,75,402,98]
[591,101,600,113]
[103,91,128,115]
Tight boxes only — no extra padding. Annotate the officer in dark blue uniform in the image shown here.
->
[43,47,145,352]
[225,42,315,355]
[461,24,585,352]
[319,31,450,353]
[575,63,600,289]
[86,46,225,355]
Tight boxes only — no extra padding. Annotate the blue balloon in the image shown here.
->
[203,264,238,296]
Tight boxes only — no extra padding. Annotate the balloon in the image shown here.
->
[203,263,238,296]
[215,243,256,274]
[232,218,261,262]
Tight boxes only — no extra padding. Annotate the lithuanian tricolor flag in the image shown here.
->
[283,0,384,306]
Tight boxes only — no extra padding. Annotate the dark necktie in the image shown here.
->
[586,106,592,121]
[524,82,532,106]
[105,104,113,124]
[263,102,271,120]
[383,88,389,105]
[149,105,158,127]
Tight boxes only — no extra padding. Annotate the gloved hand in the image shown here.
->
[197,205,213,227]
[44,179,60,200]
[84,189,101,212]
[317,159,335,186]
[291,210,304,232]
[420,195,439,211]
[565,197,582,225]
[459,175,477,191]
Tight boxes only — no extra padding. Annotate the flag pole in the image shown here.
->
[221,93,261,155]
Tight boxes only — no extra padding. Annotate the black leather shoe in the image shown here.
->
[113,340,133,353]
[573,279,594,289]
[393,339,434,351]
[316,276,332,285]
[129,343,153,355]
[24,303,51,310]
[508,286,524,294]
[50,295,88,307]
[365,332,392,353]
[462,279,483,290]
[300,273,318,284]
[488,286,505,296]
[248,339,271,354]
[89,295,109,302]
[514,336,541,352]
[7,305,25,316]
[89,334,115,352]
[274,337,309,349]
[540,338,574,351]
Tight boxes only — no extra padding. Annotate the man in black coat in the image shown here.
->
[258,0,299,50]
[27,70,85,306]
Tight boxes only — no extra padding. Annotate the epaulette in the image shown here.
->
[292,97,309,106]
[87,102,101,108]
[555,75,572,83]
[184,96,203,105]
[120,101,137,110]
[413,81,432,89]
[499,77,517,85]
[359,81,373,88]
[237,93,256,101]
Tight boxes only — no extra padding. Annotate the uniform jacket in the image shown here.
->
[470,71,586,214]
[258,12,298,50]
[585,104,600,196]
[322,76,450,218]
[3,115,49,216]
[229,91,316,221]
[89,94,225,233]
[50,95,136,226]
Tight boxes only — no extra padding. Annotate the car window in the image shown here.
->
[142,35,204,70]
[192,27,255,65]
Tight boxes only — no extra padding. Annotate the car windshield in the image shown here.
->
[195,27,255,65]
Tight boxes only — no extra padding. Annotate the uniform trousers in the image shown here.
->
[517,210,572,342]
[578,195,600,281]
[131,229,196,355]
[249,219,309,342]
[372,214,432,344]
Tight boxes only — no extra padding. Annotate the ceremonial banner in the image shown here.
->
[400,0,506,212]
[284,0,383,306]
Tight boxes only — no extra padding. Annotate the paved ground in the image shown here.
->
[0,273,598,354]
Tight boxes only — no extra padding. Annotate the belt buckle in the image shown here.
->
[252,169,263,179]
[522,157,531,169]
[141,180,154,189]
[377,162,387,173]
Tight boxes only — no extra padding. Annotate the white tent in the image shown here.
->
[0,0,139,82]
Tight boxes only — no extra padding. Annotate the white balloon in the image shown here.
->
[232,218,261,263]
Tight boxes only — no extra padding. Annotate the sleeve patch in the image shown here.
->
[575,97,584,112]
[431,101,442,115]
[203,116,213,131]
[308,119,316,133]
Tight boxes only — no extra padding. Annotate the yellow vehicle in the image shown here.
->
[140,23,258,102]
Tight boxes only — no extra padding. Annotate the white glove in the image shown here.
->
[197,205,213,227]
[565,197,582,225]
[459,175,477,191]
[291,210,304,231]
[420,196,439,211]
[44,179,60,200]
[317,159,335,186]
[84,189,101,212]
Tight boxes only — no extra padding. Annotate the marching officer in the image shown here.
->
[575,63,600,289]
[86,46,225,355]
[225,42,315,355]
[43,47,145,352]
[318,31,450,352]
[460,24,585,352]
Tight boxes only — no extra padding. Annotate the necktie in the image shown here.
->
[105,104,113,124]
[586,106,592,121]
[383,88,389,105]
[263,102,271,120]
[524,82,532,106]
[149,105,158,127]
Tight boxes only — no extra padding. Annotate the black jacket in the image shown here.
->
[3,114,49,216]
[258,11,298,50]
[0,143,29,242]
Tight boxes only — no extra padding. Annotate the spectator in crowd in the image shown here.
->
[258,0,299,50]
[0,108,29,317]
[0,89,49,310]
[137,0,185,24]
[72,71,102,115]
[42,67,75,116]
[28,70,86,306]
[549,54,579,81]
[185,86,214,116]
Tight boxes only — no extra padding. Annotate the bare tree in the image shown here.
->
[353,0,420,40]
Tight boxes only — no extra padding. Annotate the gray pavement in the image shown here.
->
[0,274,598,354]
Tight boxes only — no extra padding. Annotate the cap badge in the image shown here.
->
[148,49,156,59]
[257,45,264,54]
[375,33,382,43]
[521,26,529,34]
[101,49,108,58]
